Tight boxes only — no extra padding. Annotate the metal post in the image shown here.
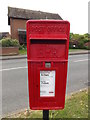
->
[43,110,49,120]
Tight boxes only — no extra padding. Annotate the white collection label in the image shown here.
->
[40,71,55,97]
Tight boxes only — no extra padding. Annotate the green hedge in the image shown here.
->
[0,38,19,47]
[69,33,90,49]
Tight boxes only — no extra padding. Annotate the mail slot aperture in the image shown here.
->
[30,39,67,60]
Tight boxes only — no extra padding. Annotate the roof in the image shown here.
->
[8,7,63,25]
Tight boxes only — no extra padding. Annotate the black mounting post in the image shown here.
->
[43,110,49,120]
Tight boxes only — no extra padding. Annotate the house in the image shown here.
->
[8,7,62,44]
[0,32,9,40]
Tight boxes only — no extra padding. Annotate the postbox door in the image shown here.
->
[29,38,68,109]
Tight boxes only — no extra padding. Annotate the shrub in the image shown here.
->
[78,40,85,49]
[0,38,19,47]
[84,42,90,50]
[19,44,27,50]
[69,39,79,49]
[69,33,90,49]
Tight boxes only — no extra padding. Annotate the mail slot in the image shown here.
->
[26,20,70,110]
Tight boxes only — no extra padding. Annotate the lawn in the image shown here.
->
[6,88,89,119]
[19,48,87,55]
[69,49,87,52]
[19,49,27,55]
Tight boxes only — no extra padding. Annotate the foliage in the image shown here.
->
[69,33,90,49]
[19,49,27,55]
[19,44,26,50]
[19,44,27,55]
[7,89,88,118]
[0,37,19,47]
[1,33,90,49]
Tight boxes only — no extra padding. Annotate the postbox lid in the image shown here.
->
[27,20,70,39]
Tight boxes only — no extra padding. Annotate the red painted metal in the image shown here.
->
[26,20,70,110]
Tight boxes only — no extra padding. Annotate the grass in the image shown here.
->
[6,88,89,119]
[19,48,87,55]
[50,89,88,118]
[19,49,27,55]
[69,48,87,52]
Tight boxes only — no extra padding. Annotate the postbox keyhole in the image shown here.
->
[45,62,51,68]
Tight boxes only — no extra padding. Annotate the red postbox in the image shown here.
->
[26,20,70,110]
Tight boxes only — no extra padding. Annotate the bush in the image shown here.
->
[69,39,79,49]
[69,33,90,49]
[78,40,85,49]
[0,38,19,47]
[19,44,27,50]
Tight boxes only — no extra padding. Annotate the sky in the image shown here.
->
[0,0,89,34]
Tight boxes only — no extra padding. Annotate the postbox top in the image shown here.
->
[26,20,70,39]
[26,19,70,24]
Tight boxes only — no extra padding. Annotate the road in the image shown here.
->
[1,54,88,115]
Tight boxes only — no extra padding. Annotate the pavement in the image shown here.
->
[0,49,89,60]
